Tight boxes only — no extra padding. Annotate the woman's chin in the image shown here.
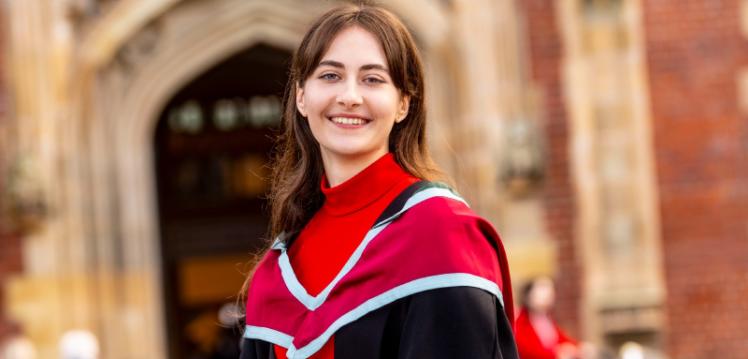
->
[323,146,384,162]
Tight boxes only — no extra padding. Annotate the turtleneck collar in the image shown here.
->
[320,153,411,216]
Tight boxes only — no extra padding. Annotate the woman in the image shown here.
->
[241,4,517,359]
[515,277,580,359]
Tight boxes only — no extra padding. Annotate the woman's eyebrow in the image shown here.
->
[360,63,388,72]
[318,60,345,68]
[318,60,388,72]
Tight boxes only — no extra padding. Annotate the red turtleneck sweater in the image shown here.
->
[273,153,419,359]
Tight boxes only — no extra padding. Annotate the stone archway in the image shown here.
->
[86,5,313,357]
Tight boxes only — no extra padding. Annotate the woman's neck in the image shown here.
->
[527,307,551,318]
[322,150,389,187]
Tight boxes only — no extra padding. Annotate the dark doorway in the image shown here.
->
[153,43,290,359]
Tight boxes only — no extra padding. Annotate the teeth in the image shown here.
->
[330,117,367,125]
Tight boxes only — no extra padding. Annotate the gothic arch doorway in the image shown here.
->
[153,43,290,358]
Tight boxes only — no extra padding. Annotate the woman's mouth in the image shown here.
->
[328,116,370,128]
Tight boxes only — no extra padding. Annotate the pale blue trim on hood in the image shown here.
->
[243,325,293,349]
[283,273,502,359]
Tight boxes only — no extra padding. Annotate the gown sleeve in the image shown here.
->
[239,336,275,359]
[397,286,518,359]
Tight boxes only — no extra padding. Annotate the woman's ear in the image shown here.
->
[296,84,307,117]
[396,95,410,123]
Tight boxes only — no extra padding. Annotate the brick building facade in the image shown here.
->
[520,0,582,338]
[643,0,748,358]
[0,1,746,358]
[520,0,748,357]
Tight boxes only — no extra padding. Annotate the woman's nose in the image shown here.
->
[336,80,363,107]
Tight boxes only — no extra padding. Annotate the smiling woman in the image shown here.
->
[296,26,410,186]
[240,3,519,359]
[295,26,409,187]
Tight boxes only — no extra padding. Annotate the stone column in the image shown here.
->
[558,0,665,349]
[4,0,102,357]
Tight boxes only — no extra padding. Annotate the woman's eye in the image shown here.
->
[363,77,385,84]
[319,73,340,81]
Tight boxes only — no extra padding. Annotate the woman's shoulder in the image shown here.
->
[387,181,476,217]
[373,181,504,262]
[391,181,493,232]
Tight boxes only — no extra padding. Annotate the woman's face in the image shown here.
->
[528,277,555,313]
[296,26,409,167]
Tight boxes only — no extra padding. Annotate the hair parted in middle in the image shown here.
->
[268,2,446,243]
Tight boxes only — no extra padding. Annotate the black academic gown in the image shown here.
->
[240,182,519,359]
[240,286,517,358]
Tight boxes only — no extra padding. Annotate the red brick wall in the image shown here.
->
[643,0,748,358]
[519,0,582,337]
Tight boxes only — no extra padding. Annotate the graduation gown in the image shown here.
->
[241,182,519,359]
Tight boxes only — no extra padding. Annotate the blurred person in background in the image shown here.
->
[516,277,588,359]
[0,322,35,359]
[240,3,517,359]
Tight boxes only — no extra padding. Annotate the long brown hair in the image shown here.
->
[268,2,444,243]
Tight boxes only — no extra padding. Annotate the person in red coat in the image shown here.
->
[516,277,580,359]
